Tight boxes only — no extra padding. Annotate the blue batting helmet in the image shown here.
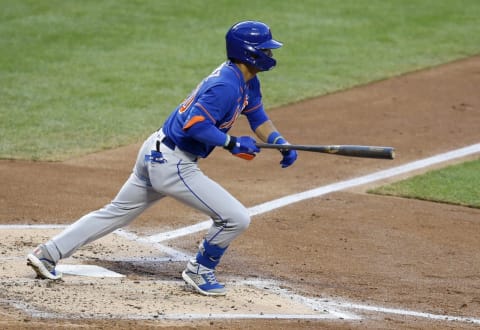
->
[226,21,282,71]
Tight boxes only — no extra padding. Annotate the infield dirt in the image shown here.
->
[1,56,479,329]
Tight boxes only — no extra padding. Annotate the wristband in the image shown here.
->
[223,134,230,147]
[223,135,237,151]
[267,131,286,145]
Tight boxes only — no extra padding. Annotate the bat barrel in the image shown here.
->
[256,143,395,160]
[336,145,395,159]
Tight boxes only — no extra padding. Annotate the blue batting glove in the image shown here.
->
[225,136,260,160]
[280,148,297,168]
[267,132,297,168]
[232,136,260,154]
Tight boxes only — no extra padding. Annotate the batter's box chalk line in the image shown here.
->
[2,278,480,324]
[240,279,480,325]
[0,278,359,321]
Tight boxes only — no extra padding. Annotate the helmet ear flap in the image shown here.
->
[244,45,260,62]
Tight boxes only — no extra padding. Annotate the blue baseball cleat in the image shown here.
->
[182,260,226,296]
[27,244,62,280]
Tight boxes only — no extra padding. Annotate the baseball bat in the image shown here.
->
[256,143,395,159]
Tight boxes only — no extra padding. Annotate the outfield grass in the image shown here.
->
[1,0,480,160]
[369,159,480,209]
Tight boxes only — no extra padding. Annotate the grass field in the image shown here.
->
[1,1,479,207]
[370,158,480,208]
[2,0,480,160]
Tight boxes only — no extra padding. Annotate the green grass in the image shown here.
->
[1,0,480,160]
[369,159,480,209]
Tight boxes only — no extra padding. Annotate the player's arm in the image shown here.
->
[182,84,238,147]
[184,110,259,160]
[244,105,288,144]
[244,77,297,167]
[249,114,298,168]
[254,119,281,142]
[183,112,226,146]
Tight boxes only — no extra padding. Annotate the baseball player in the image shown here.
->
[27,20,297,296]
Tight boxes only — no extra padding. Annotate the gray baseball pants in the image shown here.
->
[44,129,250,262]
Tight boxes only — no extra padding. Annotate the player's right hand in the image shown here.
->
[228,136,260,160]
[280,148,297,168]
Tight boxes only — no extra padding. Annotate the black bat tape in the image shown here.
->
[255,143,395,159]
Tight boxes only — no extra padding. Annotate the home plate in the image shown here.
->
[56,264,125,278]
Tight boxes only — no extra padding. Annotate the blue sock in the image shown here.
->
[195,240,228,270]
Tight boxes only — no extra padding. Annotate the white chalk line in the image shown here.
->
[2,143,479,323]
[2,278,480,324]
[0,279,358,321]
[0,302,346,321]
[0,224,68,229]
[243,279,359,320]
[0,224,191,262]
[3,143,479,255]
[326,301,480,324]
[114,228,193,261]
[246,279,480,325]
[148,143,480,243]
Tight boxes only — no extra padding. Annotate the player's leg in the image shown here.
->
[179,173,250,296]
[50,173,162,259]
[27,172,163,279]
[150,159,250,248]
[27,133,164,279]
[149,157,249,295]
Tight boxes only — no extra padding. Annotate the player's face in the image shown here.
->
[261,49,273,57]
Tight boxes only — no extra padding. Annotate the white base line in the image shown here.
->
[2,143,479,254]
[148,143,480,243]
[326,301,480,325]
[3,143,478,243]
[246,279,480,325]
[4,279,480,324]
[158,313,346,320]
[114,228,193,261]
[0,224,68,229]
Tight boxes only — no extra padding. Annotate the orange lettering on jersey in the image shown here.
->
[219,107,241,129]
[242,94,249,111]
[179,83,201,114]
[219,95,249,130]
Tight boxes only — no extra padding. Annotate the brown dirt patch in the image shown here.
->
[1,56,479,329]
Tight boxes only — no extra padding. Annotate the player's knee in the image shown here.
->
[233,208,250,232]
[103,202,141,226]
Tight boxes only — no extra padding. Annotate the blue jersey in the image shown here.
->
[162,61,268,158]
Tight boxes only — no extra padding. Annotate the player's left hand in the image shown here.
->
[280,148,297,168]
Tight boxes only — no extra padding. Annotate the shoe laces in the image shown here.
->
[39,258,56,272]
[204,271,219,285]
